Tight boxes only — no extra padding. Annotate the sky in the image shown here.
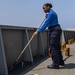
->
[0,0,75,29]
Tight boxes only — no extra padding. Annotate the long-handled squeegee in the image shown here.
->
[9,17,46,70]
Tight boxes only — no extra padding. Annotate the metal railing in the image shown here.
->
[0,25,48,75]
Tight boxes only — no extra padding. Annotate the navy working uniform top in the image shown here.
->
[37,9,58,33]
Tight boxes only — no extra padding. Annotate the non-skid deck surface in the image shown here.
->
[21,43,75,75]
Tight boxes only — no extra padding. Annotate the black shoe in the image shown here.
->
[59,63,65,66]
[47,64,59,69]
[59,61,65,66]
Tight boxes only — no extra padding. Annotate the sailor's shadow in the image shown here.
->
[60,63,75,69]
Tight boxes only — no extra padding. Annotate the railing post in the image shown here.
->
[0,29,8,75]
[22,29,33,62]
